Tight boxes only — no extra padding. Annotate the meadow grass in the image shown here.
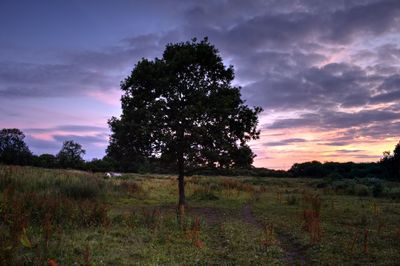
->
[0,165,399,265]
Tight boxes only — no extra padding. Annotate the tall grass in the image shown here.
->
[0,165,106,199]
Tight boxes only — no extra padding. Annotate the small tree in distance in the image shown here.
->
[57,140,86,169]
[108,38,262,218]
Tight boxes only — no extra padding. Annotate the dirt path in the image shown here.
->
[188,206,230,225]
[242,203,307,266]
[113,202,307,265]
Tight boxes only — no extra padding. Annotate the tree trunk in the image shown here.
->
[177,152,185,226]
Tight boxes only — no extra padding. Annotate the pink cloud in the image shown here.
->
[87,89,121,106]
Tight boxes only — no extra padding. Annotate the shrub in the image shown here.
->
[331,179,356,193]
[387,187,400,200]
[354,184,371,197]
[355,178,385,197]
[326,172,344,179]
[371,182,385,197]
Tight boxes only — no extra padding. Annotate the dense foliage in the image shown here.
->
[107,38,262,206]
[289,161,384,179]
[380,141,400,180]
[56,140,86,169]
[108,38,262,170]
[0,128,32,165]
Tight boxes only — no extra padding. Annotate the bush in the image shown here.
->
[326,172,344,179]
[353,184,371,197]
[387,187,400,200]
[359,178,385,197]
[372,182,385,197]
[331,179,356,193]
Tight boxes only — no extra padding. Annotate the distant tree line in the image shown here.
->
[0,128,399,180]
[0,128,115,172]
[289,161,384,179]
[288,143,400,180]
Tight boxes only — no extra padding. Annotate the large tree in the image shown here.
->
[0,128,32,165]
[108,38,262,212]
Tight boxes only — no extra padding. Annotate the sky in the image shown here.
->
[0,0,399,169]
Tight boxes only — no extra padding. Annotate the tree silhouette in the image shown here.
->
[381,140,400,179]
[108,38,262,214]
[56,140,85,169]
[33,153,57,168]
[0,128,32,165]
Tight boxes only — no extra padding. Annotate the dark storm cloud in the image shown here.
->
[265,138,307,146]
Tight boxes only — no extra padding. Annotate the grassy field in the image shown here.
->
[1,165,400,265]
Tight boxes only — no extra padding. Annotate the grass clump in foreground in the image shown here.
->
[0,165,399,265]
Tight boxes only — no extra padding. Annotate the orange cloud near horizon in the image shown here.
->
[251,126,397,170]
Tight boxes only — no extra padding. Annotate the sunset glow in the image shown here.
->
[1,0,399,169]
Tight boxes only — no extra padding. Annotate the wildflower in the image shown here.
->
[48,259,57,266]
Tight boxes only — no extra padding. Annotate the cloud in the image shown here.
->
[1,0,400,167]
[52,134,108,145]
[0,62,116,98]
[265,138,307,146]
[336,149,364,153]
[24,125,107,133]
[267,109,400,130]
[322,141,350,147]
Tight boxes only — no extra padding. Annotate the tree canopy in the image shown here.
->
[0,128,32,165]
[380,140,400,180]
[108,38,262,208]
[56,140,86,169]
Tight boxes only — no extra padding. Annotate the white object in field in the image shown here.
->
[105,172,122,178]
